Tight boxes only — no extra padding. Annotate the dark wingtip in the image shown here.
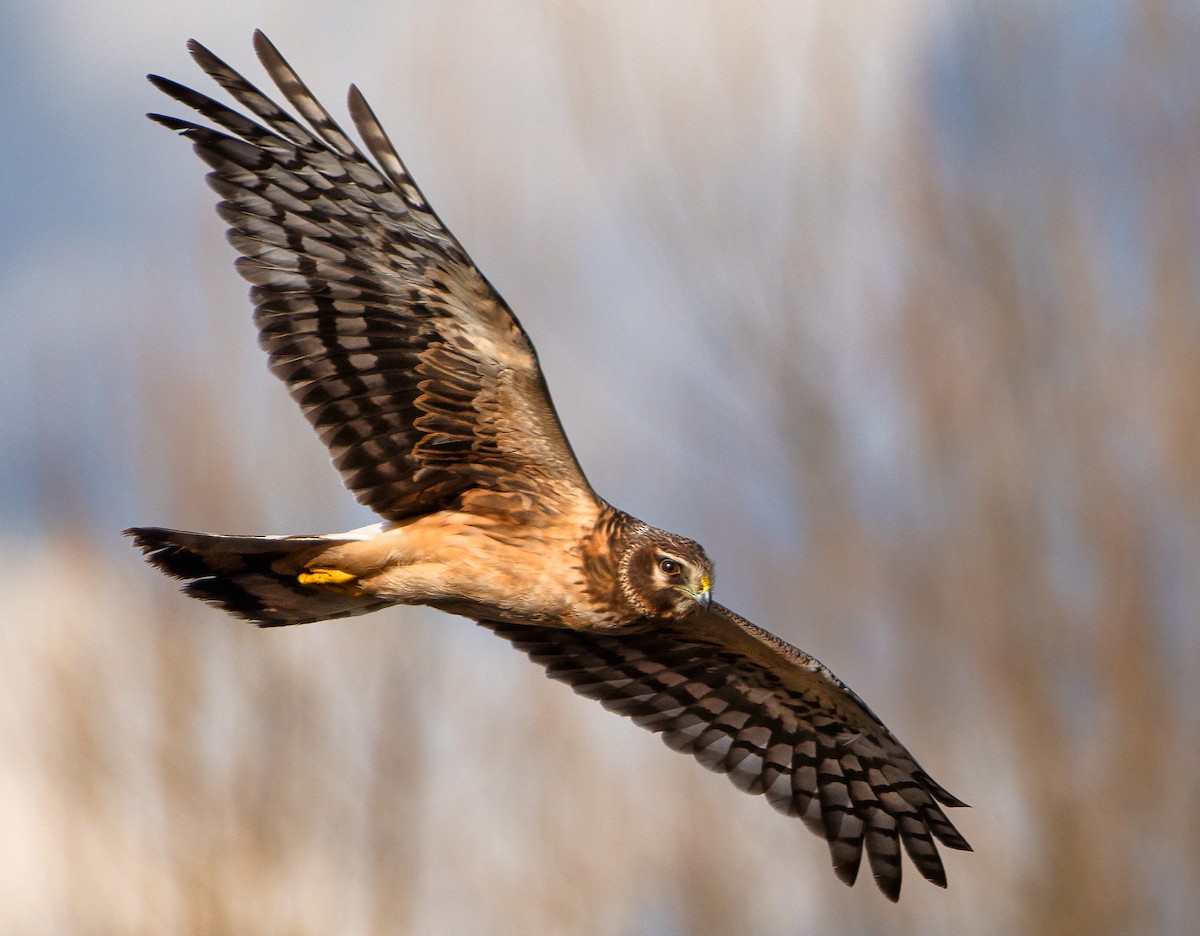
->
[147,73,188,96]
[830,850,862,890]
[145,112,196,134]
[923,861,949,889]
[252,29,280,65]
[877,874,902,903]
[919,771,970,809]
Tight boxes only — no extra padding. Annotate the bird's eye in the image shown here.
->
[658,557,680,576]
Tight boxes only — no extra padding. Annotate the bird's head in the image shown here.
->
[619,526,714,620]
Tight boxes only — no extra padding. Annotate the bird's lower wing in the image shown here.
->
[482,604,970,901]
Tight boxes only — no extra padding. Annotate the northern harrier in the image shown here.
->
[129,32,970,901]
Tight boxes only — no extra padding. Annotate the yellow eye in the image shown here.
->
[659,557,680,575]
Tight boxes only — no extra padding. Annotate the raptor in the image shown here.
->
[129,31,971,901]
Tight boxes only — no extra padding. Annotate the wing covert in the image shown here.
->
[148,32,593,522]
[483,604,970,901]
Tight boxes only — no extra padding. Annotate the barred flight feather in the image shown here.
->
[483,605,971,901]
[148,31,593,523]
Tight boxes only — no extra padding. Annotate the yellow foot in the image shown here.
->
[298,568,363,596]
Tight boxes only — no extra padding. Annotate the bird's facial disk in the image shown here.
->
[659,553,712,609]
[625,536,714,618]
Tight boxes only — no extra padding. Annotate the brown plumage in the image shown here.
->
[128,31,970,901]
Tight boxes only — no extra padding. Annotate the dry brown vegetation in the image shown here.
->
[3,2,1199,933]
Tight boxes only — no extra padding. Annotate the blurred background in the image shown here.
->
[3,0,1199,933]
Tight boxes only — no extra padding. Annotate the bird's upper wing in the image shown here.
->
[483,603,970,901]
[148,32,594,522]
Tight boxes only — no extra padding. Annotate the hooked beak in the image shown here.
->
[680,573,712,609]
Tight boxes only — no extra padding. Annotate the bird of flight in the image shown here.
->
[128,32,970,901]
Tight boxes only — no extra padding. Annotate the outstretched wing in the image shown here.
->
[483,604,970,901]
[148,32,593,522]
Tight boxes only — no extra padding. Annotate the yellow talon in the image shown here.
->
[299,568,356,586]
[298,568,362,595]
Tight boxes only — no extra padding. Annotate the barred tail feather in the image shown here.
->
[125,527,392,626]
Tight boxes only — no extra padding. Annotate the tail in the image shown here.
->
[125,527,393,627]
